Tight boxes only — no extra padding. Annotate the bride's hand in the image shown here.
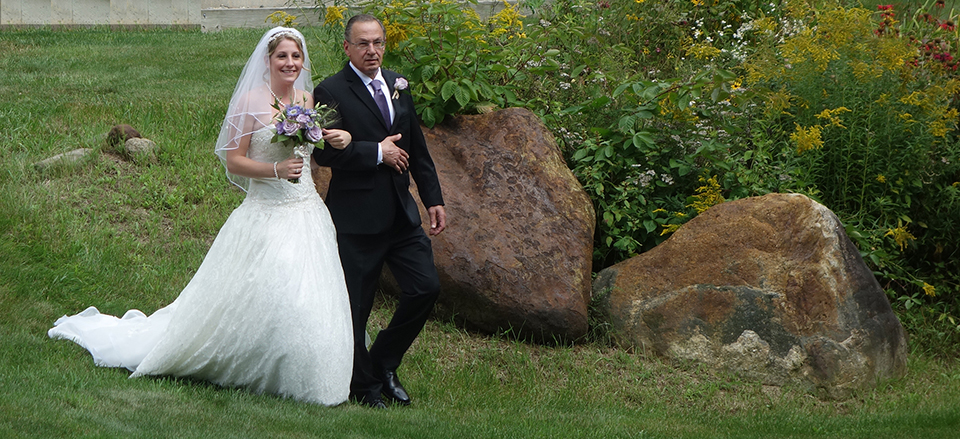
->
[322,129,352,150]
[277,158,304,180]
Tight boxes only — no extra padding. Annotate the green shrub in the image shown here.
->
[355,0,560,127]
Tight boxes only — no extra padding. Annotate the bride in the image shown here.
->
[48,27,354,406]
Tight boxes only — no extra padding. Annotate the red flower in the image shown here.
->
[878,4,893,10]
[936,0,945,8]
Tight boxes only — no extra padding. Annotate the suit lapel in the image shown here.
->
[344,64,391,131]
[382,71,408,130]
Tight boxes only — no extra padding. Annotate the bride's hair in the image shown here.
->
[268,31,304,56]
[214,27,313,191]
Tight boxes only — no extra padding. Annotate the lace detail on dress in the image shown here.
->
[244,128,319,205]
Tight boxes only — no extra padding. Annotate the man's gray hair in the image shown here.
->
[344,14,386,42]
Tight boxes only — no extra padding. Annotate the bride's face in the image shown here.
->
[269,38,303,88]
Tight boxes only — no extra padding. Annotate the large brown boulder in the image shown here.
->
[314,108,594,341]
[594,193,908,397]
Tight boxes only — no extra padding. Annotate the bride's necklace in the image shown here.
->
[270,87,296,107]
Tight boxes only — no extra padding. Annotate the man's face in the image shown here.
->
[344,21,386,79]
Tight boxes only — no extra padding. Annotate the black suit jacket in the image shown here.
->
[313,63,444,235]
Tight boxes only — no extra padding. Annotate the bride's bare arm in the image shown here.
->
[224,109,301,181]
[225,136,304,181]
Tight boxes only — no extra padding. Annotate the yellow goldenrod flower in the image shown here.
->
[876,174,886,183]
[923,282,937,297]
[383,19,409,47]
[815,107,851,128]
[764,89,793,116]
[930,120,949,137]
[267,11,298,27]
[687,175,725,214]
[899,91,924,106]
[652,208,667,213]
[465,9,481,23]
[658,97,672,116]
[850,60,880,81]
[876,37,909,71]
[661,224,682,236]
[489,0,525,37]
[780,29,839,72]
[754,17,777,33]
[884,221,916,251]
[323,6,346,26]
[790,124,824,154]
[687,43,722,60]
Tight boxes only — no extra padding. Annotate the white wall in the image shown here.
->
[1,0,517,29]
[1,0,200,27]
[201,0,289,8]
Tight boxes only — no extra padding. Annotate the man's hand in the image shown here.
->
[427,205,446,236]
[322,128,352,150]
[381,133,409,173]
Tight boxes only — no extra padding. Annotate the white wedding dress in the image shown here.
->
[49,128,353,406]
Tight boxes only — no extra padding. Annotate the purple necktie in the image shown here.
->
[370,79,391,126]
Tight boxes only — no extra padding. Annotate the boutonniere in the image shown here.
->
[392,77,408,100]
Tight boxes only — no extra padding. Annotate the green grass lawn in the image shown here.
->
[1,27,960,438]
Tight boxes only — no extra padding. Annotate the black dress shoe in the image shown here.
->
[380,370,412,406]
[350,393,387,409]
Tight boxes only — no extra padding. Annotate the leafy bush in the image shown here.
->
[358,0,560,127]
[564,68,746,266]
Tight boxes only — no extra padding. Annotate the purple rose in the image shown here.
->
[392,78,409,100]
[305,125,323,143]
[295,113,312,124]
[281,120,301,136]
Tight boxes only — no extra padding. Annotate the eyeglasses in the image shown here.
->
[348,40,386,51]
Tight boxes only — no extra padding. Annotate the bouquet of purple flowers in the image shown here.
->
[271,100,339,183]
[271,101,339,147]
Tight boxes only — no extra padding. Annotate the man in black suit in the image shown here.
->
[312,14,446,409]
